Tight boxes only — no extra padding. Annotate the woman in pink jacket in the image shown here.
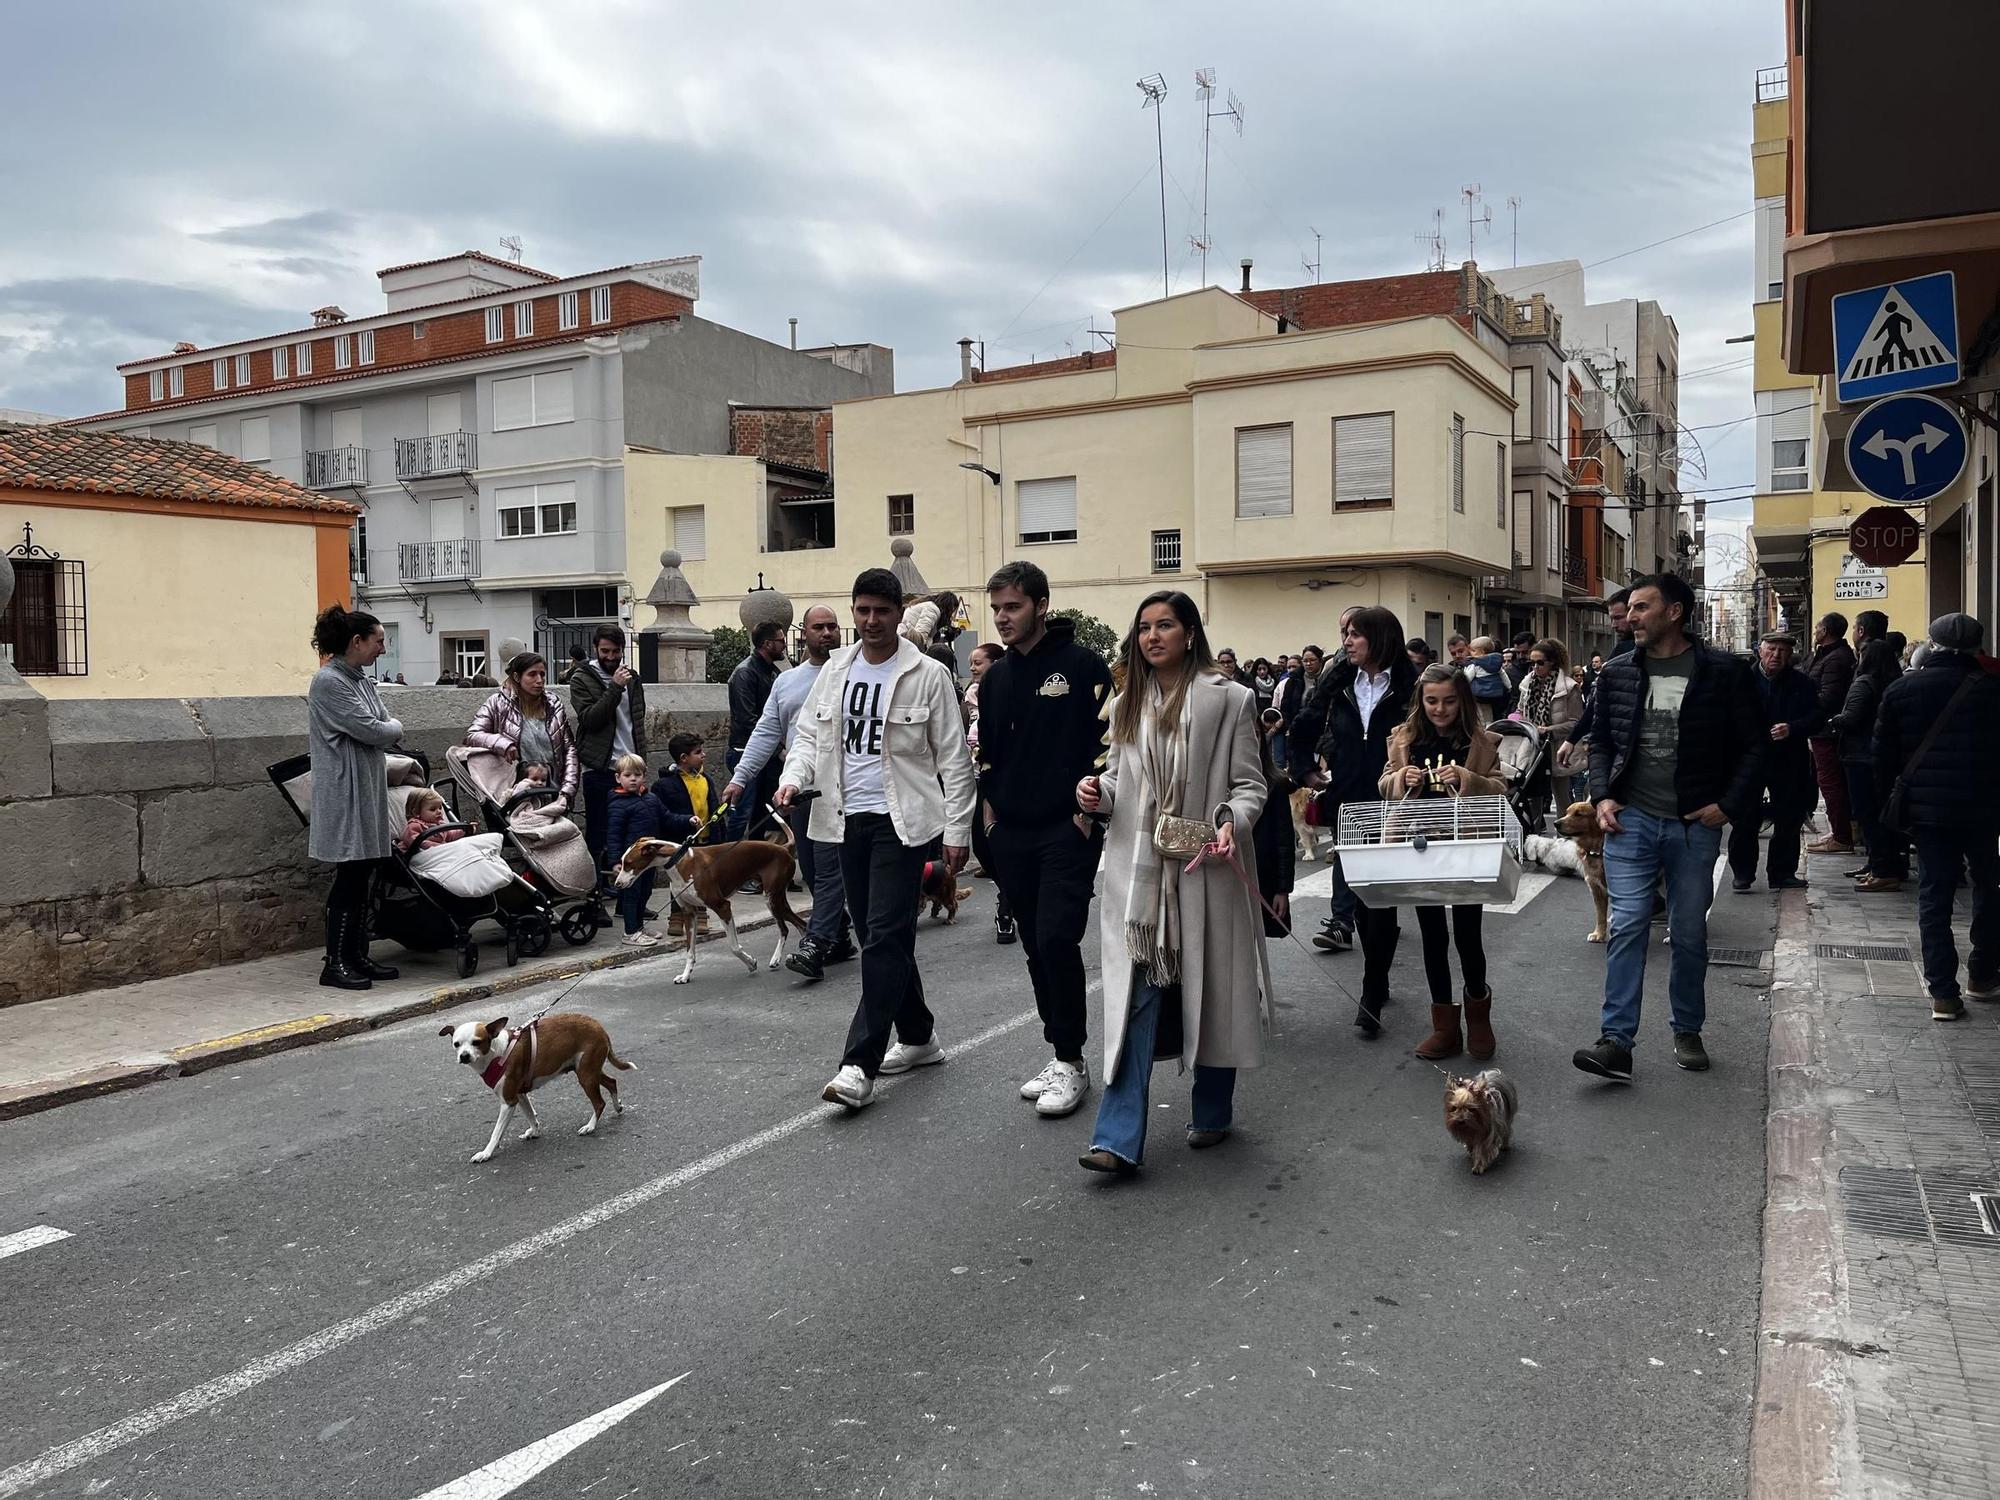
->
[466,651,580,802]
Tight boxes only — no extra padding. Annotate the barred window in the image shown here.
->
[0,531,87,676]
[1151,528,1182,573]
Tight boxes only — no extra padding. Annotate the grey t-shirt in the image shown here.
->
[1624,650,1695,820]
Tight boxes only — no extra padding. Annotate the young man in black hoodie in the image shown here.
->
[976,561,1114,1119]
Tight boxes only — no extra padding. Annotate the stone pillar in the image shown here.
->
[639,550,711,683]
[738,572,795,661]
[889,536,929,597]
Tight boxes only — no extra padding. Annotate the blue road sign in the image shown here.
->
[1844,392,1968,505]
[1833,271,1959,403]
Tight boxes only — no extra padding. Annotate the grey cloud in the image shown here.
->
[193,210,361,249]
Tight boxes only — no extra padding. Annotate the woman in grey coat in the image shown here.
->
[1075,590,1273,1174]
[308,605,405,991]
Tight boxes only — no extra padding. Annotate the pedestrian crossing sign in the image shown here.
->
[1832,271,1959,404]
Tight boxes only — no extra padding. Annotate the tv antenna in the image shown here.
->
[499,235,524,263]
[1461,185,1490,266]
[1136,74,1170,300]
[1506,195,1522,266]
[1193,67,1244,287]
[1304,225,1322,284]
[1415,209,1446,272]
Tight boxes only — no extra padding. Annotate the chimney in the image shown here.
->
[788,317,798,350]
[1239,258,1253,292]
[957,337,975,383]
[311,305,348,327]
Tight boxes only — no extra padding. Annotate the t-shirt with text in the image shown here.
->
[1625,650,1694,820]
[841,653,899,815]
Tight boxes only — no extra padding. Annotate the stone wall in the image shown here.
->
[0,679,729,1007]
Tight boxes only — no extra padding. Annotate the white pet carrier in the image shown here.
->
[1334,793,1524,907]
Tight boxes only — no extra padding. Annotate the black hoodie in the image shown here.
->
[976,618,1114,827]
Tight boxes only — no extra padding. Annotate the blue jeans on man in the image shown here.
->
[789,803,849,948]
[1599,808,1723,1049]
[1089,980,1235,1167]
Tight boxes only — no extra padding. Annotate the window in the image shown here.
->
[1547,496,1563,572]
[1235,424,1293,518]
[1017,475,1078,544]
[212,357,230,389]
[295,341,312,375]
[148,371,163,402]
[1332,413,1393,510]
[558,291,579,330]
[188,424,218,448]
[1152,528,1182,573]
[540,586,619,619]
[590,286,611,325]
[1494,443,1507,527]
[1453,613,1472,641]
[169,366,185,398]
[272,345,289,381]
[485,307,504,344]
[410,319,427,341]
[1762,392,1812,492]
[239,416,271,463]
[357,329,375,365]
[0,554,88,676]
[492,369,575,430]
[671,506,707,560]
[1512,490,1533,566]
[887,494,914,535]
[1772,439,1809,491]
[444,635,488,680]
[1510,367,1531,441]
[514,301,534,338]
[235,353,251,386]
[1449,413,1465,513]
[333,334,352,370]
[1753,197,1786,302]
[351,516,369,584]
[1545,372,1561,450]
[495,480,579,537]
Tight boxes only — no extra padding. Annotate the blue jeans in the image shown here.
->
[617,870,655,935]
[1600,808,1723,1049]
[1327,851,1358,929]
[1090,980,1236,1166]
[790,803,849,946]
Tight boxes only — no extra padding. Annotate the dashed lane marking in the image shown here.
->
[407,1373,690,1499]
[0,1226,71,1262]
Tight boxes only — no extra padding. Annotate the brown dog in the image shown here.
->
[1554,800,1611,942]
[919,858,971,924]
[441,1012,633,1164]
[1290,785,1328,863]
[613,822,807,985]
[1444,1069,1518,1174]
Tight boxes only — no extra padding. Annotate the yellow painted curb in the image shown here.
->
[169,1014,339,1059]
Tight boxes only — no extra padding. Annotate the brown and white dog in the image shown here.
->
[1290,785,1329,864]
[441,1012,633,1164]
[1553,800,1610,942]
[1444,1068,1519,1174]
[612,816,807,985]
[919,858,971,924]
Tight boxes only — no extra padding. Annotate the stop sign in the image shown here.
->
[1848,506,1922,568]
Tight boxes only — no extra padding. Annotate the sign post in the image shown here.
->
[1846,507,1923,569]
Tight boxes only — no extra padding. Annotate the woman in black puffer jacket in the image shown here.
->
[1832,638,1907,890]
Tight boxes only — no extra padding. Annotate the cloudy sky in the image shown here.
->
[1,0,1779,548]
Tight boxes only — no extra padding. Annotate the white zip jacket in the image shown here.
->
[779,637,976,847]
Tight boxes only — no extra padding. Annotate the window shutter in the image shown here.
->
[1512,491,1533,566]
[1235,426,1293,518]
[1449,414,1465,513]
[1510,368,1531,441]
[493,375,533,431]
[1333,414,1393,507]
[534,370,574,425]
[1495,443,1507,526]
[673,506,707,560]
[1017,476,1078,540]
[239,416,271,463]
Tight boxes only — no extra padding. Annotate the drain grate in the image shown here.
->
[1707,946,1768,967]
[1839,1165,1929,1242]
[1974,1193,2000,1238]
[1816,943,1914,961]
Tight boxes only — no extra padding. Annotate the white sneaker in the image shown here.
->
[1034,1059,1090,1118]
[879,1037,945,1075]
[1020,1058,1068,1100]
[821,1064,874,1109]
[621,931,659,948]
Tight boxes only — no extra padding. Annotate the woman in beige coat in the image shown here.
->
[1075,591,1273,1174]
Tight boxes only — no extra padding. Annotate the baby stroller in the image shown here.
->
[1488,717,1553,835]
[444,745,607,946]
[269,748,559,978]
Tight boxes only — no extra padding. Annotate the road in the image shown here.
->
[0,856,1777,1498]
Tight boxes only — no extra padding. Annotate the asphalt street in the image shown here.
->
[0,855,1777,1499]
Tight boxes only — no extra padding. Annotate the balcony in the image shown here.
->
[1754,64,1787,104]
[1564,551,1589,594]
[398,539,480,585]
[1480,568,1520,594]
[305,446,369,490]
[394,431,477,482]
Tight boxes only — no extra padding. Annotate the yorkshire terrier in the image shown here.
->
[1444,1069,1519,1174]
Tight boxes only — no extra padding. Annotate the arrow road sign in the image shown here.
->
[1844,392,1968,505]
[1833,271,1959,403]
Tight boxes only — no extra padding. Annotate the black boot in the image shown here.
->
[319,908,372,991]
[347,908,399,981]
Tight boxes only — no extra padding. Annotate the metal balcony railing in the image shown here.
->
[306,446,369,489]
[1755,65,1788,104]
[1564,552,1589,592]
[394,431,477,481]
[398,539,480,584]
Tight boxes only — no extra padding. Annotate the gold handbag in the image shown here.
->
[1153,813,1218,860]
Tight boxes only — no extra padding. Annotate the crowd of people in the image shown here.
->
[302,560,2000,1170]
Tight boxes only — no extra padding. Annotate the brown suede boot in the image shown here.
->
[1414,1003,1461,1060]
[1464,987,1496,1059]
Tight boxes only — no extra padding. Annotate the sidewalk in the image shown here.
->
[0,904,788,1121]
[1754,842,2000,1499]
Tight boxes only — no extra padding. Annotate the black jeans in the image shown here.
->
[1728,793,1805,884]
[1414,904,1486,1006]
[987,818,1101,1060]
[326,860,379,925]
[1847,761,1909,879]
[1911,827,2000,1000]
[581,767,616,886]
[838,813,933,1075]
[1356,898,1399,1006]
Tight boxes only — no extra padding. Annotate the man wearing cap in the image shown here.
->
[1729,632,1824,894]
[1873,613,2000,1021]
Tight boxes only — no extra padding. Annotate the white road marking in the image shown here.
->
[408,1373,690,1499]
[0,1007,1041,1499]
[0,1226,70,1262]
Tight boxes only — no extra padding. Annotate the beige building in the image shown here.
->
[628,284,1514,656]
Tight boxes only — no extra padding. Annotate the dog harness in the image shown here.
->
[480,1020,538,1091]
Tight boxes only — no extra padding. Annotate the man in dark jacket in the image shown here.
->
[1804,611,1857,854]
[1561,587,1633,770]
[1729,633,1824,892]
[568,623,648,891]
[976,561,1114,1119]
[1873,613,2000,1020]
[725,621,787,841]
[1575,574,1763,1083]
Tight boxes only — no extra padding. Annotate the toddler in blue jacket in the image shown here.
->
[603,753,670,945]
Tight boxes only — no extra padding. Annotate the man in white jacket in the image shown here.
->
[778,568,977,1109]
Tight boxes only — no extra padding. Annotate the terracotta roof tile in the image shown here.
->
[375,249,561,281]
[0,424,360,516]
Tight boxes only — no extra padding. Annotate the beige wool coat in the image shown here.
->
[1095,673,1275,1081]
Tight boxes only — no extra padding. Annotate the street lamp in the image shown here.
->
[958,462,1001,486]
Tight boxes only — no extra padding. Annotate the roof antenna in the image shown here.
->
[499,235,524,263]
[1193,68,1244,288]
[1304,226,1322,284]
